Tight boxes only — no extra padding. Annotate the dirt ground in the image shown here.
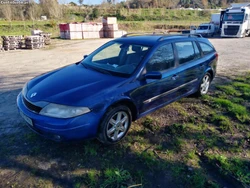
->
[0,37,250,187]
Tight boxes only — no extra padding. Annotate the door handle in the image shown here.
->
[172,75,179,80]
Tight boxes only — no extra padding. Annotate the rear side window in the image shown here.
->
[175,41,196,64]
[199,42,214,55]
[146,43,175,72]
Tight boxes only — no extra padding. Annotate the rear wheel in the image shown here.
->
[97,105,132,145]
[195,72,211,96]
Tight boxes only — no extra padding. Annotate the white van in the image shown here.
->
[191,23,218,37]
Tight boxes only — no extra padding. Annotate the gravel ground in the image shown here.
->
[0,37,250,136]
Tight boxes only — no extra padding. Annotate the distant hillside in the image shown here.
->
[125,0,250,9]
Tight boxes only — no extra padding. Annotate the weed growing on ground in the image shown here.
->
[86,169,100,187]
[211,114,233,133]
[84,142,98,156]
[212,98,249,123]
[207,155,250,186]
[216,85,241,96]
[101,168,132,188]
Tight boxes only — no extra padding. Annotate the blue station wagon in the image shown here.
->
[17,34,218,144]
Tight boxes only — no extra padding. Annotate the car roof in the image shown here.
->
[114,34,205,46]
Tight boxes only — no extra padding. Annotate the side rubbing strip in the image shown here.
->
[143,78,198,104]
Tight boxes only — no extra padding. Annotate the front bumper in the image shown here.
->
[17,93,100,141]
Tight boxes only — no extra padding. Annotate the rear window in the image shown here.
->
[199,42,214,55]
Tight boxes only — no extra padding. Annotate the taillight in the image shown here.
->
[215,52,218,60]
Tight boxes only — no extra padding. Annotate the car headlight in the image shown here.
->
[22,82,28,97]
[40,103,91,118]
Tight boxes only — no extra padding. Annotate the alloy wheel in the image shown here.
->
[106,111,129,141]
[200,74,210,94]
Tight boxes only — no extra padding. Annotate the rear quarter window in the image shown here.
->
[199,42,214,55]
[175,41,196,64]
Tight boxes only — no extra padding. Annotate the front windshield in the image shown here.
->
[223,13,244,21]
[198,26,209,30]
[81,41,150,77]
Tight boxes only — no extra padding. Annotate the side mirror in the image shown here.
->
[144,71,162,80]
[83,55,88,59]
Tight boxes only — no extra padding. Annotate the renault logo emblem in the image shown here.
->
[30,92,37,98]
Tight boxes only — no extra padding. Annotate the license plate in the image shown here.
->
[20,111,33,126]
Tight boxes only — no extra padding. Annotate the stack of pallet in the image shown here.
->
[0,37,3,52]
[102,17,126,38]
[1,36,23,51]
[25,36,44,49]
[39,33,51,45]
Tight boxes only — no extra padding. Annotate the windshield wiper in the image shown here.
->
[84,64,112,75]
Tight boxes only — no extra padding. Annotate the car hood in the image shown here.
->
[26,64,125,105]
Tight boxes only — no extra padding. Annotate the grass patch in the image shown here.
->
[86,169,100,187]
[211,114,233,133]
[142,116,160,132]
[101,168,132,188]
[207,155,250,186]
[216,85,241,96]
[212,98,249,123]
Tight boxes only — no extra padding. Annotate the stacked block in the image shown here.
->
[25,36,45,49]
[59,17,126,40]
[102,17,126,38]
[1,36,24,51]
[82,23,104,39]
[39,33,52,45]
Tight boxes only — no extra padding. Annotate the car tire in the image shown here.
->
[195,72,211,96]
[97,105,132,145]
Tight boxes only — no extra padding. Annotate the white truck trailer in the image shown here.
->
[221,3,250,37]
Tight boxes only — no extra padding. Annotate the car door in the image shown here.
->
[173,40,204,96]
[131,43,184,115]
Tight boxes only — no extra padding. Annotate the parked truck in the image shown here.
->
[221,3,250,37]
[190,13,220,37]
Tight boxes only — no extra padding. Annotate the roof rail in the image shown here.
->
[121,31,169,38]
[158,34,187,41]
[188,34,203,38]
[157,33,203,41]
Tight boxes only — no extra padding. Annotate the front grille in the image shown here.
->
[23,97,42,113]
[224,25,239,35]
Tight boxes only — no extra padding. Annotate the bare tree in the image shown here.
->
[40,0,61,19]
[1,5,12,26]
[201,0,208,8]
[27,1,37,25]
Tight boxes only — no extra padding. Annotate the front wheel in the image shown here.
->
[195,72,211,96]
[97,105,132,145]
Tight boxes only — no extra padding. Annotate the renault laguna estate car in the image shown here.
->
[17,34,218,144]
